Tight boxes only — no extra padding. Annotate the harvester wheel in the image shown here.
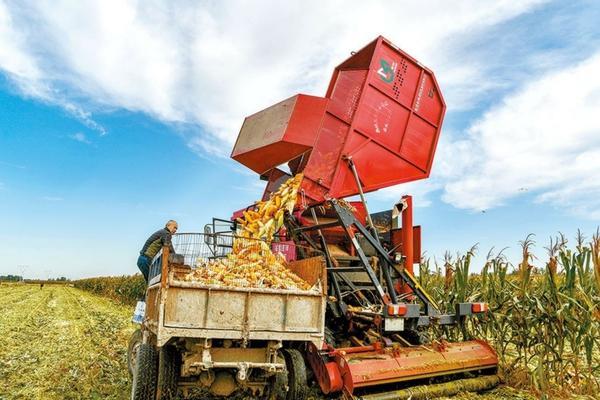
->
[283,349,308,400]
[156,345,181,400]
[127,329,143,378]
[131,343,158,400]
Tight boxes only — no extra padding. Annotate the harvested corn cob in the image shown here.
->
[183,174,311,290]
[236,173,303,241]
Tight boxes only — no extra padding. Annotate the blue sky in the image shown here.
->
[1,0,599,279]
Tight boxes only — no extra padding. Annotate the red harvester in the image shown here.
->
[230,36,499,399]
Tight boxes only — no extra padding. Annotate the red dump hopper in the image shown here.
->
[231,95,328,175]
[232,36,445,204]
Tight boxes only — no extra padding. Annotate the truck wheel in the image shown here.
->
[267,364,288,400]
[156,345,181,400]
[127,329,143,378]
[131,343,158,400]
[283,349,307,400]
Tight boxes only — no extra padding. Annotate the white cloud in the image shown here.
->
[69,132,91,144]
[441,52,600,217]
[0,1,108,134]
[0,0,45,96]
[376,180,441,208]
[0,0,546,154]
[63,104,107,136]
[10,0,598,218]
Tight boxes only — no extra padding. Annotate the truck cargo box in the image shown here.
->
[144,233,326,347]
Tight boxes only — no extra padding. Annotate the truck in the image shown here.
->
[129,233,326,399]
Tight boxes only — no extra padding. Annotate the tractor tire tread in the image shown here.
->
[131,343,158,400]
[283,349,308,400]
[127,329,143,379]
[156,345,181,400]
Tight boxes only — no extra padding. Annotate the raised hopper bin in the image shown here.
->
[232,36,446,204]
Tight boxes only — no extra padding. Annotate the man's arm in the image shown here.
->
[161,229,175,253]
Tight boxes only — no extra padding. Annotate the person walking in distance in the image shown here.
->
[137,220,178,283]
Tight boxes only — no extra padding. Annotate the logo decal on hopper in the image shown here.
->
[377,59,397,83]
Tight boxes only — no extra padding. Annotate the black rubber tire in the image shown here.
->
[131,343,158,400]
[127,329,143,378]
[283,349,308,400]
[267,367,289,400]
[156,345,181,400]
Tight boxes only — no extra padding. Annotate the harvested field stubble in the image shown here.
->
[0,283,135,400]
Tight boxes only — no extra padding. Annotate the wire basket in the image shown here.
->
[147,233,321,283]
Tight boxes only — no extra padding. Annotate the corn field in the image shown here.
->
[419,231,600,398]
[73,275,146,305]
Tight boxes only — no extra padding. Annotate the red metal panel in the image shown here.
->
[271,240,296,262]
[335,340,498,393]
[327,69,368,123]
[369,42,423,110]
[390,226,421,265]
[231,36,446,205]
[234,141,309,176]
[400,114,438,172]
[302,114,348,190]
[231,94,327,175]
[354,86,411,152]
[332,141,425,199]
[414,72,444,127]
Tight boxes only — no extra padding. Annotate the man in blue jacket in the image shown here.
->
[137,220,178,282]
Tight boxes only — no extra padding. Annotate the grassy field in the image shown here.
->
[0,283,587,400]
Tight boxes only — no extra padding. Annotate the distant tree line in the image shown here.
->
[0,275,69,282]
[0,275,23,281]
[47,277,69,281]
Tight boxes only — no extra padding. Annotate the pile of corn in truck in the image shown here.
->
[128,36,499,400]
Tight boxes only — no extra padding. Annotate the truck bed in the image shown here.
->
[146,256,326,347]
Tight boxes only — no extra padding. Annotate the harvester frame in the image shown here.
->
[281,199,498,397]
[227,34,500,398]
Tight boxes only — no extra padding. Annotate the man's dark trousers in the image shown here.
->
[137,255,151,282]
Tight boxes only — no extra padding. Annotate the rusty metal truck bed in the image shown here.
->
[145,255,326,347]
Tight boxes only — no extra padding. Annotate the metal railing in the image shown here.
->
[148,233,272,283]
[147,232,321,285]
